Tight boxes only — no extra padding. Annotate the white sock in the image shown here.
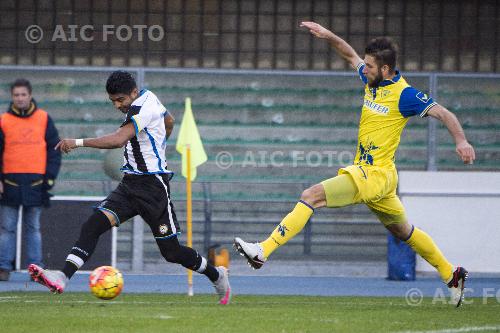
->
[195,257,207,273]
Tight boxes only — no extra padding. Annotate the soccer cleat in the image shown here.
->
[28,264,67,294]
[233,237,266,270]
[447,266,468,308]
[213,266,231,305]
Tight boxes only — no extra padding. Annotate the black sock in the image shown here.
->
[62,210,112,279]
[156,237,220,282]
[201,263,220,282]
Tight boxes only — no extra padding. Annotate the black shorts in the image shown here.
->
[96,173,180,239]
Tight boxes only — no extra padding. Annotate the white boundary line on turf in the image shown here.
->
[393,325,500,333]
[0,298,312,304]
[0,298,344,306]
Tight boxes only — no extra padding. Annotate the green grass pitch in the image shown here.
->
[1,292,499,333]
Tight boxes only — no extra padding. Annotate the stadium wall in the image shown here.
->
[399,171,500,274]
[1,0,499,72]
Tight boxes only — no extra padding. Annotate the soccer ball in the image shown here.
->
[89,266,123,300]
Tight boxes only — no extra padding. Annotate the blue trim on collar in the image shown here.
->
[139,89,147,96]
[378,70,401,87]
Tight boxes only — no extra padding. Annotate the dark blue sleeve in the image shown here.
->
[398,86,437,118]
[357,63,368,85]
[45,116,61,179]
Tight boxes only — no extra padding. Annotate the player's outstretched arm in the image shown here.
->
[164,111,174,140]
[55,122,136,153]
[426,104,476,164]
[300,21,363,69]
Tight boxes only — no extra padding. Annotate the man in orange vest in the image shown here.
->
[0,79,61,281]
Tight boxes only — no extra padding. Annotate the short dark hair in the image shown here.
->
[106,71,137,95]
[365,37,398,72]
[11,78,32,94]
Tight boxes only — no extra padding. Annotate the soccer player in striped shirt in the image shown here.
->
[29,71,231,304]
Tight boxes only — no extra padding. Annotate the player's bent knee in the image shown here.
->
[386,222,412,241]
[156,236,182,263]
[80,211,113,238]
[99,209,118,227]
[162,251,180,263]
[300,184,326,208]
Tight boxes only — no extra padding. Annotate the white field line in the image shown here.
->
[0,297,404,306]
[393,325,500,333]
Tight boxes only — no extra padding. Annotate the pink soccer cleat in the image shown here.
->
[213,266,231,305]
[28,264,67,294]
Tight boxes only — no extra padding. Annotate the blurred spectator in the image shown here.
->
[0,79,61,281]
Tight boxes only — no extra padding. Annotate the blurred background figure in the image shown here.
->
[0,78,61,281]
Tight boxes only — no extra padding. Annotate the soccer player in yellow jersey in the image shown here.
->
[234,21,476,307]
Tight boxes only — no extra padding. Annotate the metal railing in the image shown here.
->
[1,64,499,271]
[1,64,500,172]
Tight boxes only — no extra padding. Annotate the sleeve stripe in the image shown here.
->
[357,62,368,84]
[420,102,437,118]
[131,115,141,134]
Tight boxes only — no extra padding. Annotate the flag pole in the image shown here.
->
[186,144,194,296]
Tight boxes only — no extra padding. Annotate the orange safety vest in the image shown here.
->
[0,109,48,174]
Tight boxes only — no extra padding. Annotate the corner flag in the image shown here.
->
[175,97,207,296]
[175,97,207,180]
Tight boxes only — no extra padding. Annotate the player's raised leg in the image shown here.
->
[29,209,114,293]
[149,174,231,304]
[375,206,468,307]
[155,236,231,305]
[234,187,318,269]
[235,174,358,269]
[391,222,467,307]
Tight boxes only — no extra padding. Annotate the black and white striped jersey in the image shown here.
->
[120,89,172,175]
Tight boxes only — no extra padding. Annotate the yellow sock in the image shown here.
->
[405,226,453,282]
[260,201,314,258]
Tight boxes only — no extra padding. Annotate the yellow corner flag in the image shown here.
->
[175,97,207,181]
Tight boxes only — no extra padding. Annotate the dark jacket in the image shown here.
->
[0,100,61,207]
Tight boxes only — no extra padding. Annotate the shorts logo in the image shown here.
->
[416,92,429,103]
[159,224,168,235]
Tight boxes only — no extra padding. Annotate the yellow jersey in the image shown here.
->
[353,62,436,169]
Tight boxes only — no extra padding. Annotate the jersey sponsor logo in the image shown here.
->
[416,92,429,103]
[363,99,389,115]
